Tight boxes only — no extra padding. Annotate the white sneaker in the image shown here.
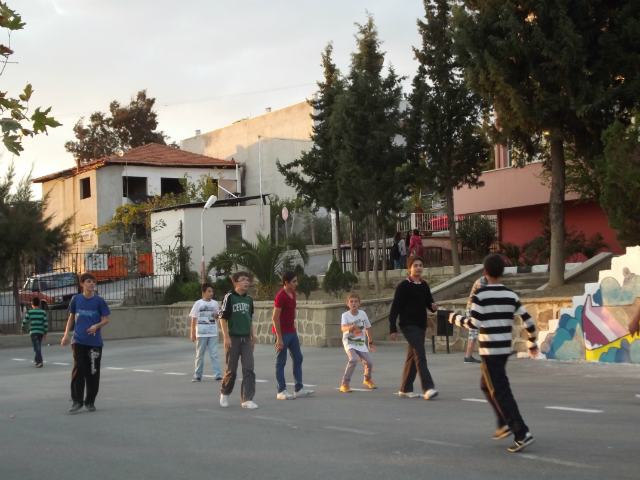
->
[241,400,258,409]
[398,391,421,398]
[277,390,296,400]
[425,389,439,400]
[295,387,314,397]
[220,394,229,408]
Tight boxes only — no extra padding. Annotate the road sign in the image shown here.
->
[282,206,289,221]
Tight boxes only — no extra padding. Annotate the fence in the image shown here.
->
[333,245,443,272]
[0,251,176,332]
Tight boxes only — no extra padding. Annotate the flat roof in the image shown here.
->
[148,194,268,213]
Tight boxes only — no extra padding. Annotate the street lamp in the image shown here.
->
[201,195,217,283]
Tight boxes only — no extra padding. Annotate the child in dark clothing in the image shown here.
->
[21,297,48,368]
[449,254,537,453]
[389,255,438,400]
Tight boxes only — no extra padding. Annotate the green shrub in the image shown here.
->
[457,214,497,258]
[322,258,358,299]
[292,264,319,300]
[212,276,234,300]
[163,281,185,304]
[179,282,202,301]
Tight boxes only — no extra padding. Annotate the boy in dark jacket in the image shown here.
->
[389,255,438,400]
[21,297,48,368]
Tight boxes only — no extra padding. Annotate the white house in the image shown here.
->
[33,143,240,249]
[149,195,270,277]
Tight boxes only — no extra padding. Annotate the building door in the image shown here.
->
[225,223,243,248]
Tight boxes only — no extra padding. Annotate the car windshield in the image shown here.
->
[24,274,78,291]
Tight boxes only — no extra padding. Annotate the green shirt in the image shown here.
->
[220,290,254,336]
[22,308,48,335]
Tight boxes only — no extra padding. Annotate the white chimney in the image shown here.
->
[195,130,201,136]
[265,107,271,113]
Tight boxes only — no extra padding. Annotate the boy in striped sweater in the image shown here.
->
[21,297,48,368]
[449,254,537,453]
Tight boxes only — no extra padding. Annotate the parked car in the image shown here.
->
[19,272,81,310]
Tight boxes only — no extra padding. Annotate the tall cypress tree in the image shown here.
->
[332,16,406,294]
[277,43,345,263]
[405,0,491,276]
[453,1,640,287]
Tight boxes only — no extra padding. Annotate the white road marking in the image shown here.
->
[393,392,422,398]
[197,408,223,414]
[545,406,603,413]
[133,369,154,373]
[11,358,27,361]
[636,394,640,398]
[413,438,468,448]
[287,382,316,387]
[335,387,371,392]
[254,415,290,423]
[202,375,215,378]
[53,362,69,366]
[164,372,187,376]
[520,454,598,469]
[462,398,488,403]
[257,380,269,383]
[324,426,377,436]
[106,367,124,370]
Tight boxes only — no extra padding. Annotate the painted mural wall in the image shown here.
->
[540,246,640,363]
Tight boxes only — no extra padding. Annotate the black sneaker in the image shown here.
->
[35,363,43,368]
[493,425,512,440]
[85,404,96,412]
[214,376,223,381]
[464,356,481,364]
[508,433,535,452]
[191,377,201,382]
[68,403,83,413]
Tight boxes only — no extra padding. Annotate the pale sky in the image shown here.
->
[3,0,427,196]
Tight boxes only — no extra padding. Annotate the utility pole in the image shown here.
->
[178,221,186,282]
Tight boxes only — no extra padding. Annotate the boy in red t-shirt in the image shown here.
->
[272,271,315,400]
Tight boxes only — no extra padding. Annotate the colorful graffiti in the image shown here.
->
[540,246,640,363]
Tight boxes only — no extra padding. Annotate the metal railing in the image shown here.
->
[333,245,443,272]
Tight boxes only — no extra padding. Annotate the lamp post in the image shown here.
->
[201,195,217,283]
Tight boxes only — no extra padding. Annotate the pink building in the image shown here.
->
[453,145,623,261]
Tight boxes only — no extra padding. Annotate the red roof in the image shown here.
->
[33,143,235,183]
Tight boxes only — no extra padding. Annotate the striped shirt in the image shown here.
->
[450,284,536,356]
[22,308,48,335]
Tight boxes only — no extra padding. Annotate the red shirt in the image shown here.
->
[273,289,297,334]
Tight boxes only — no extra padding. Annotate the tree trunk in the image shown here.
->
[548,137,566,288]
[381,223,388,289]
[364,220,370,288]
[446,185,461,276]
[12,256,22,333]
[349,218,356,274]
[310,213,316,245]
[372,210,380,295]
[334,208,342,271]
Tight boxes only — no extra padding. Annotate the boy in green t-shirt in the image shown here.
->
[219,271,257,409]
[21,297,48,368]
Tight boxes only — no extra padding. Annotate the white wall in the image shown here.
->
[150,203,270,277]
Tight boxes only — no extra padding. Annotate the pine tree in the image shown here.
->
[405,0,491,276]
[453,1,640,287]
[332,15,407,294]
[277,44,345,264]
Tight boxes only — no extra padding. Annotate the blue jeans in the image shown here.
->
[31,334,43,364]
[195,336,222,378]
[394,255,405,270]
[275,333,303,393]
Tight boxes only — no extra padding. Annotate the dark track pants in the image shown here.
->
[71,344,102,405]
[400,326,435,393]
[221,335,255,402]
[480,354,529,441]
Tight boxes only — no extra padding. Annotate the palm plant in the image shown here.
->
[207,233,309,300]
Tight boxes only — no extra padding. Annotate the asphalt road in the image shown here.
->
[1,338,639,480]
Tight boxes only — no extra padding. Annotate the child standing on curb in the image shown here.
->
[219,271,258,409]
[449,254,537,453]
[340,294,376,392]
[61,273,110,414]
[190,282,223,382]
[21,297,48,368]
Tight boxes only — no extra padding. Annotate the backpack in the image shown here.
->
[390,242,400,261]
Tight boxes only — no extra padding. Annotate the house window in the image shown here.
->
[225,223,244,248]
[122,176,148,199]
[80,177,91,200]
[161,178,185,196]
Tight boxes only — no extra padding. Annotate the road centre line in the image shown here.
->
[519,454,598,469]
[164,372,187,376]
[53,362,69,365]
[393,392,422,398]
[324,426,377,436]
[462,398,488,403]
[413,438,468,448]
[133,369,154,373]
[11,358,27,361]
[287,382,316,387]
[335,387,371,392]
[545,406,603,413]
[106,367,124,370]
[254,415,291,423]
